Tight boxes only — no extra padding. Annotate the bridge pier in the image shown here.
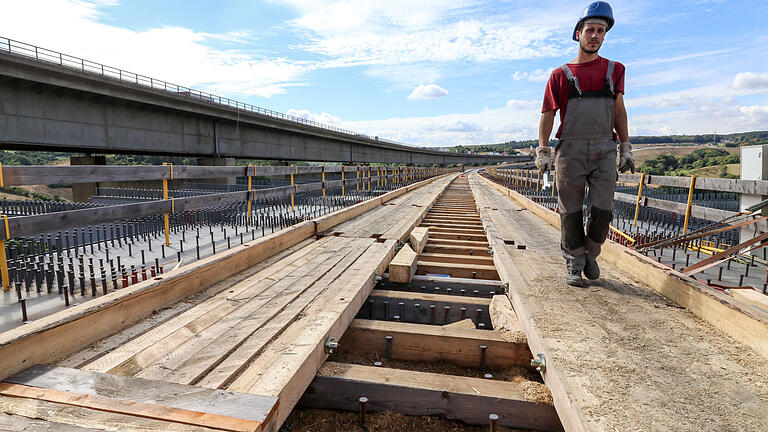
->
[70,155,106,202]
[197,157,236,184]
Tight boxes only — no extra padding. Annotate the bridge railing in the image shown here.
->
[485,168,768,232]
[0,36,402,145]
[0,164,454,241]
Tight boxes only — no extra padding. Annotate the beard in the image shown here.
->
[580,40,602,54]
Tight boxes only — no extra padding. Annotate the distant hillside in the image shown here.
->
[450,130,768,154]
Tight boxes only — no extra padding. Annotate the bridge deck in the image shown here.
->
[470,174,768,432]
[0,176,454,431]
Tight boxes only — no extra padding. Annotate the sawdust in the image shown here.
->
[326,351,553,405]
[282,409,525,432]
[473,177,768,432]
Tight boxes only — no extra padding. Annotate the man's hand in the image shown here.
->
[535,146,554,174]
[618,141,635,173]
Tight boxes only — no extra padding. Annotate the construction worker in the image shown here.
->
[534,1,634,287]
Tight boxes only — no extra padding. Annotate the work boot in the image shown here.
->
[565,269,586,288]
[583,255,600,280]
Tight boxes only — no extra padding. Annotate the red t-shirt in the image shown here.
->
[541,56,625,138]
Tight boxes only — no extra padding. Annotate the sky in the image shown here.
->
[1,0,767,148]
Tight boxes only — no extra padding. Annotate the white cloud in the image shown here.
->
[286,109,342,124]
[511,68,555,83]
[0,0,313,98]
[733,72,768,90]
[740,105,768,123]
[340,99,541,146]
[278,0,575,80]
[408,84,448,100]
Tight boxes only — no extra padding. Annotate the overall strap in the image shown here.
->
[605,60,615,95]
[561,64,582,97]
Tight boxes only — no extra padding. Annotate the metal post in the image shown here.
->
[247,164,253,225]
[341,165,345,197]
[356,165,360,192]
[683,175,696,234]
[162,163,172,246]
[290,164,295,214]
[633,172,646,226]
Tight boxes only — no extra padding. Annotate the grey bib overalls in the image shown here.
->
[554,60,617,272]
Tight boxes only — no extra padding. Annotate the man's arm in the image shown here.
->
[614,93,628,143]
[539,110,556,147]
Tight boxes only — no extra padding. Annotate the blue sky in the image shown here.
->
[2,0,767,147]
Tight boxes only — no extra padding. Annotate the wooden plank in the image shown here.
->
[389,244,418,283]
[83,236,332,375]
[423,243,489,255]
[339,319,528,367]
[0,395,218,432]
[195,238,373,390]
[368,289,490,306]
[0,383,261,432]
[731,289,768,313]
[228,239,397,428]
[417,260,500,280]
[300,363,563,431]
[409,226,430,253]
[0,220,316,382]
[5,365,275,427]
[418,252,494,265]
[154,237,368,386]
[131,238,356,381]
[426,238,489,247]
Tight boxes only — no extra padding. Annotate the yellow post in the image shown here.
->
[1,215,8,290]
[632,172,646,226]
[162,163,172,246]
[536,170,541,192]
[290,164,295,214]
[356,166,360,192]
[682,175,696,234]
[341,166,345,197]
[322,166,326,200]
[247,164,253,226]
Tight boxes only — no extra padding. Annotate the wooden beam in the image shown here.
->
[418,252,494,265]
[417,260,500,280]
[339,319,528,367]
[4,365,275,431]
[0,383,262,432]
[409,226,430,253]
[299,362,563,431]
[389,244,418,283]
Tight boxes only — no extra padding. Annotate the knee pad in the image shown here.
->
[560,211,585,251]
[587,206,613,245]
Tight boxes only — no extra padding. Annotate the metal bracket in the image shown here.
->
[531,353,546,373]
[324,337,338,354]
[374,273,383,282]
[501,282,509,293]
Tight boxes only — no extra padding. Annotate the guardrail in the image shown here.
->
[487,168,768,233]
[0,164,448,241]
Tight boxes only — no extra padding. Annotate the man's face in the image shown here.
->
[577,22,606,54]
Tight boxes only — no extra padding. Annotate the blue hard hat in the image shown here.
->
[572,1,615,41]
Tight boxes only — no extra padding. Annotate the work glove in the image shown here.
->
[618,141,635,173]
[535,146,554,174]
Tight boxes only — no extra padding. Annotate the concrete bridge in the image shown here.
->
[0,37,526,165]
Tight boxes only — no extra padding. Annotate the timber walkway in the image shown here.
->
[0,172,766,431]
